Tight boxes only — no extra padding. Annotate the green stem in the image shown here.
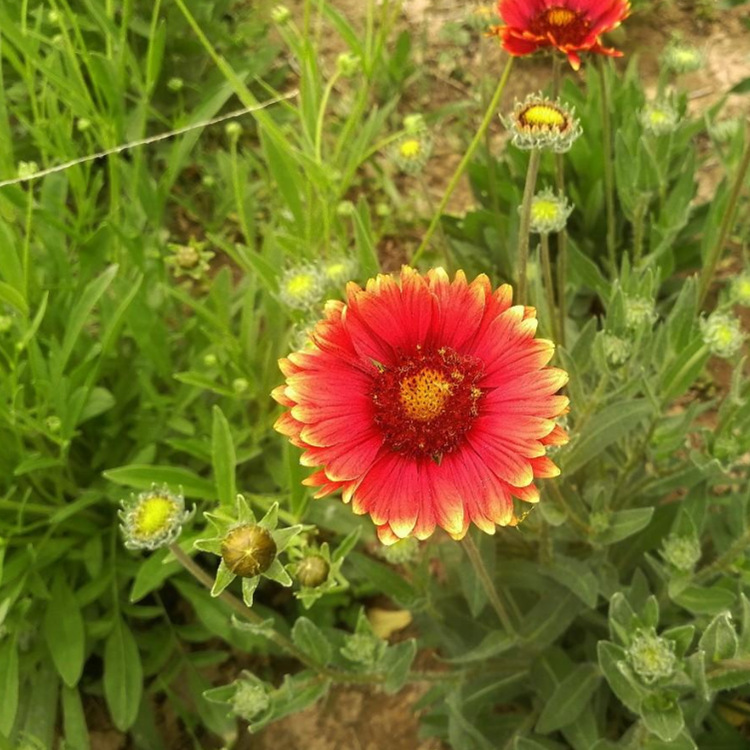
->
[230,140,252,243]
[697,122,750,307]
[315,71,340,163]
[632,198,647,267]
[412,56,514,265]
[516,149,542,305]
[462,535,516,636]
[599,59,617,274]
[694,527,750,584]
[540,233,557,337]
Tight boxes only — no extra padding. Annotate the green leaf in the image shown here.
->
[261,130,304,229]
[291,618,332,666]
[542,555,598,608]
[211,406,236,506]
[536,664,601,734]
[0,638,18,736]
[563,399,652,474]
[348,552,419,608]
[61,685,91,750]
[670,584,736,614]
[130,547,181,603]
[104,618,143,731]
[595,508,655,545]
[78,387,116,424]
[381,640,417,694]
[104,464,215,500]
[699,612,739,663]
[597,641,643,715]
[446,631,515,663]
[353,198,380,277]
[640,696,684,742]
[60,264,118,371]
[249,672,330,733]
[0,280,28,315]
[44,575,85,687]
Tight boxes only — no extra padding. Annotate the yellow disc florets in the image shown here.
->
[279,264,325,310]
[527,187,574,234]
[505,94,581,153]
[120,486,192,550]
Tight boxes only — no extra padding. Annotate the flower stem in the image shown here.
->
[411,56,514,265]
[694,527,750,584]
[516,149,542,305]
[540,233,557,338]
[697,122,750,307]
[598,58,618,275]
[462,535,516,636]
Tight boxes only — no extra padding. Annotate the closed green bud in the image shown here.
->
[296,554,330,588]
[221,524,277,578]
[700,311,743,358]
[627,628,676,684]
[232,679,270,721]
[640,101,679,137]
[336,52,361,78]
[661,534,700,573]
[527,188,574,235]
[729,273,750,307]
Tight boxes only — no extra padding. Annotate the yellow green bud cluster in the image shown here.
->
[232,679,270,721]
[624,296,657,331]
[700,311,744,358]
[504,94,582,153]
[279,264,326,310]
[165,239,215,280]
[526,188,574,235]
[195,495,302,606]
[601,332,632,367]
[729,272,750,307]
[639,101,679,137]
[661,534,701,573]
[627,628,677,684]
[322,256,357,288]
[392,133,432,175]
[661,40,703,75]
[119,485,193,551]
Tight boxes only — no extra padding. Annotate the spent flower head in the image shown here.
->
[640,101,679,137]
[700,311,744,358]
[505,94,581,153]
[195,495,302,606]
[661,534,701,573]
[119,485,193,550]
[165,239,214,280]
[627,628,677,684]
[526,187,574,235]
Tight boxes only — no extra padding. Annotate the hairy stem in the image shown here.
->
[412,56,514,264]
[462,535,516,636]
[540,233,557,338]
[516,149,542,305]
[599,59,617,274]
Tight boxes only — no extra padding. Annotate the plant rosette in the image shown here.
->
[194,495,303,606]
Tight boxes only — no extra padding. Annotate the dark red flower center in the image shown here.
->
[530,6,591,47]
[371,346,484,461]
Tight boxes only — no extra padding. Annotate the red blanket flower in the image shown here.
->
[492,0,630,70]
[274,268,569,544]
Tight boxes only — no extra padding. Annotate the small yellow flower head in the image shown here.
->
[526,187,574,235]
[661,40,703,75]
[625,296,657,331]
[729,273,750,307]
[639,101,679,137]
[336,52,361,78]
[627,628,676,684]
[700,311,744,358]
[322,256,357,288]
[661,534,701,573]
[392,132,433,174]
[505,94,582,153]
[120,486,192,550]
[165,239,214,280]
[279,264,325,310]
[270,4,291,24]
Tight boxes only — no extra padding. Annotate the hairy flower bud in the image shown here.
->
[627,628,676,684]
[661,534,701,573]
[624,296,657,331]
[120,486,192,550]
[526,188,574,235]
[296,554,330,588]
[640,101,679,137]
[232,679,270,721]
[504,94,582,153]
[700,312,744,358]
[661,41,703,75]
[729,273,750,307]
[221,524,277,578]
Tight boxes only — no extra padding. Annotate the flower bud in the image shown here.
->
[624,296,657,331]
[270,5,291,24]
[336,52,361,78]
[710,118,742,144]
[601,333,632,367]
[17,162,38,180]
[403,114,427,135]
[296,554,330,588]
[232,377,249,395]
[232,679,270,721]
[203,353,218,367]
[661,534,700,573]
[640,101,679,137]
[341,633,380,666]
[700,311,743,358]
[379,537,418,565]
[391,134,432,175]
[45,416,62,433]
[504,94,582,153]
[729,273,750,307]
[167,77,184,93]
[76,118,91,132]
[225,121,243,141]
[336,200,355,217]
[661,41,703,75]
[322,257,356,288]
[120,486,191,550]
[627,628,676,684]
[526,188,573,235]
[279,265,325,310]
[221,524,277,578]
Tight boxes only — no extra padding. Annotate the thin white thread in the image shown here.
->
[0,89,298,188]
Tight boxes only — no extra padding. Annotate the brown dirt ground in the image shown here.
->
[85,2,750,749]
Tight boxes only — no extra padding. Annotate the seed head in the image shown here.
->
[221,524,277,578]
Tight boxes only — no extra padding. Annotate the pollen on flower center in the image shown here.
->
[399,139,422,159]
[134,495,178,538]
[372,346,484,460]
[532,199,560,222]
[545,7,576,26]
[530,6,590,45]
[520,104,567,131]
[400,368,452,421]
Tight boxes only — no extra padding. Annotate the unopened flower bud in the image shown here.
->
[505,94,582,153]
[341,633,380,666]
[167,77,184,92]
[225,121,243,141]
[392,134,432,175]
[280,265,325,310]
[221,524,277,578]
[661,42,703,75]
[232,679,270,721]
[700,312,743,358]
[640,101,679,137]
[380,537,418,565]
[270,5,291,24]
[45,416,62,433]
[627,628,676,684]
[296,555,330,588]
[590,511,610,534]
[403,114,427,135]
[710,118,741,144]
[17,162,38,180]
[729,273,750,307]
[77,118,91,132]
[120,487,191,550]
[661,534,700,573]
[336,200,355,217]
[203,353,218,367]
[601,333,631,367]
[336,52,361,78]
[625,296,657,331]
[527,188,573,235]
[232,377,249,395]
